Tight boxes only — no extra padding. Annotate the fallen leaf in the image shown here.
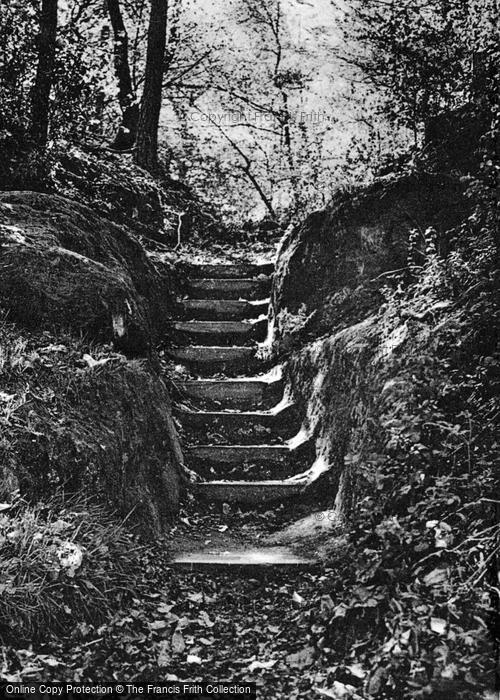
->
[430,617,447,635]
[150,620,168,631]
[367,667,386,695]
[171,630,185,654]
[176,616,191,629]
[198,611,214,628]
[286,646,314,669]
[315,681,362,699]
[156,603,175,614]
[320,594,335,615]
[186,654,201,664]
[424,568,448,587]
[83,353,110,369]
[57,542,83,576]
[441,663,458,679]
[157,640,170,667]
[314,688,338,699]
[334,603,348,618]
[248,660,277,672]
[346,663,366,679]
[36,655,59,668]
[187,592,203,604]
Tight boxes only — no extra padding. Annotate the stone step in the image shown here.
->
[188,262,274,279]
[169,546,317,571]
[176,401,299,444]
[194,479,307,504]
[187,445,293,481]
[185,429,314,479]
[179,299,269,322]
[172,319,266,347]
[177,377,283,410]
[187,444,291,467]
[169,346,261,377]
[188,278,271,300]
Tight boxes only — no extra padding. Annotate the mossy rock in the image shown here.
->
[272,173,469,343]
[0,191,175,355]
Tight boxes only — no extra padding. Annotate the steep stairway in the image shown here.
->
[168,260,320,570]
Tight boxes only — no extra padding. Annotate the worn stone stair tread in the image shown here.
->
[195,479,307,503]
[169,345,262,377]
[173,319,266,346]
[177,401,298,444]
[177,400,296,423]
[170,546,317,570]
[178,395,294,416]
[179,364,282,386]
[174,320,261,333]
[177,376,282,409]
[188,278,271,300]
[170,346,255,362]
[179,299,269,321]
[187,262,274,279]
[187,444,291,465]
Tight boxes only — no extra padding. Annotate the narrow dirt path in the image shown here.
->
[44,559,332,698]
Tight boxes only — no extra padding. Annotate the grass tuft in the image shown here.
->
[0,492,144,642]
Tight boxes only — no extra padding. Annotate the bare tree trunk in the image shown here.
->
[134,0,168,174]
[108,0,139,150]
[31,0,58,149]
[240,164,276,220]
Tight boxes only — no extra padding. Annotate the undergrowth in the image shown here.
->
[0,493,143,643]
[316,173,499,698]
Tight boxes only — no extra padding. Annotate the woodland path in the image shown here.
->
[167,256,321,571]
[27,249,337,697]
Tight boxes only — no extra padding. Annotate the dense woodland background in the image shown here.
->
[2,0,496,222]
[0,0,499,697]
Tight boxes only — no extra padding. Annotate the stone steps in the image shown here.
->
[187,262,274,279]
[177,376,282,410]
[168,257,320,570]
[173,319,266,347]
[169,345,262,376]
[179,299,269,321]
[188,277,271,300]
